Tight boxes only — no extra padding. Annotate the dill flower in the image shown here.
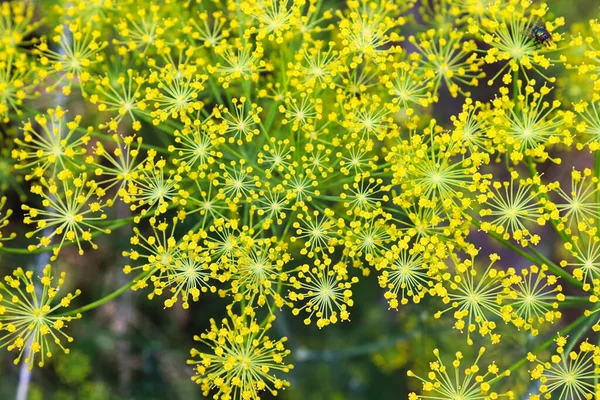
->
[0,52,39,123]
[573,95,600,149]
[0,1,40,51]
[556,66,596,105]
[402,130,488,205]
[114,5,170,57]
[337,63,379,96]
[342,95,394,141]
[378,247,433,309]
[184,172,228,225]
[472,0,566,85]
[395,202,462,255]
[450,98,492,154]
[123,217,179,299]
[205,218,243,264]
[435,254,512,345]
[344,213,392,263]
[187,313,293,400]
[284,169,320,204]
[408,29,483,98]
[217,163,257,206]
[125,152,183,219]
[491,84,574,163]
[553,168,600,231]
[407,347,513,400]
[0,196,16,247]
[216,97,262,145]
[337,142,378,177]
[89,69,147,131]
[288,255,357,328]
[528,337,600,400]
[252,185,290,228]
[22,172,110,260]
[146,49,208,124]
[0,265,82,369]
[385,61,435,114]
[162,229,220,309]
[36,20,108,96]
[64,0,128,25]
[501,264,564,335]
[579,19,600,86]
[418,0,458,31]
[125,217,221,308]
[210,39,267,89]
[12,106,90,180]
[89,134,143,197]
[563,230,600,289]
[184,10,229,49]
[292,41,340,90]
[291,208,340,257]
[169,122,224,171]
[0,136,25,200]
[225,238,290,308]
[455,0,494,23]
[257,138,293,175]
[479,171,548,246]
[279,92,322,133]
[249,0,296,43]
[340,173,389,216]
[335,0,409,63]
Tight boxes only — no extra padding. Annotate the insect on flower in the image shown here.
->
[530,24,552,47]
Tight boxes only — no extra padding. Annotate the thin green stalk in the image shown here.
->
[527,245,583,289]
[513,69,519,112]
[565,313,597,354]
[562,296,594,307]
[0,218,130,255]
[471,217,582,289]
[489,312,591,384]
[295,329,422,362]
[470,218,546,266]
[83,127,169,154]
[525,157,577,251]
[596,335,600,390]
[0,203,178,255]
[262,98,281,134]
[57,269,151,317]
[595,151,600,232]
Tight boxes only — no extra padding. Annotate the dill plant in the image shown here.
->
[0,0,599,399]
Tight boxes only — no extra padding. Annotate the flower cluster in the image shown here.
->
[528,336,600,400]
[0,265,81,370]
[187,313,293,399]
[0,0,598,398]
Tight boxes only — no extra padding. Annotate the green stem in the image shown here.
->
[83,127,169,154]
[0,218,130,255]
[471,216,582,289]
[489,312,591,384]
[296,329,422,362]
[470,218,545,265]
[565,313,597,354]
[524,158,583,285]
[595,151,600,231]
[527,245,583,289]
[0,203,178,255]
[513,68,519,112]
[562,296,593,307]
[57,270,150,317]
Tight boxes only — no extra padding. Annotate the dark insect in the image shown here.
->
[530,25,552,46]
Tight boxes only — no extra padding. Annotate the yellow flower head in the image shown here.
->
[0,265,81,370]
